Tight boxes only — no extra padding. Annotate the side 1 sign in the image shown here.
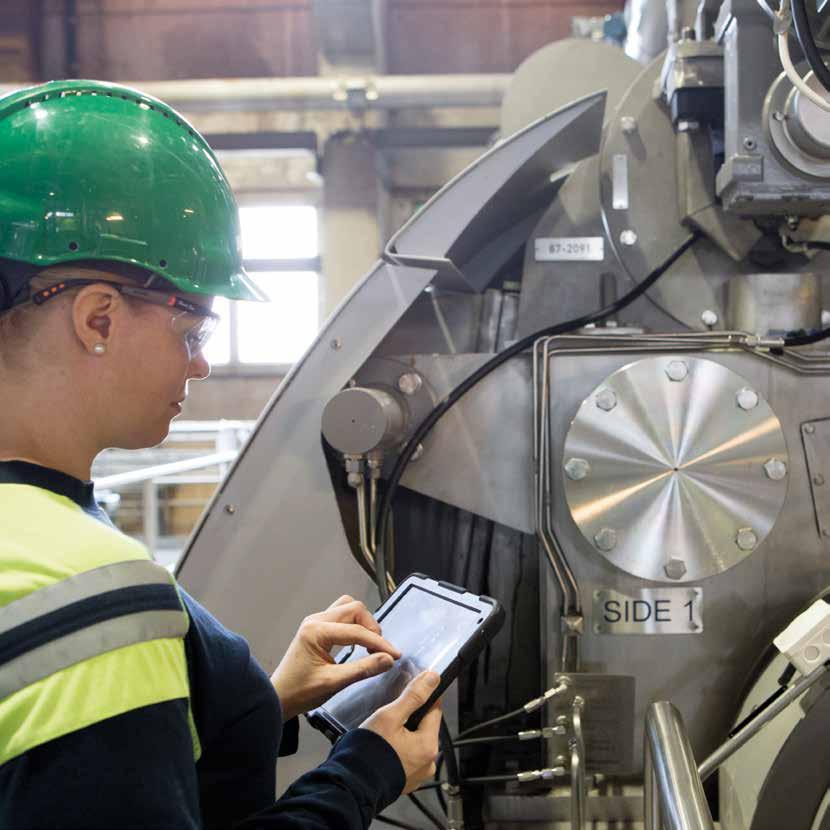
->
[592,587,703,635]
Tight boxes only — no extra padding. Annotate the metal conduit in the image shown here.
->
[1,75,510,113]
[645,702,715,830]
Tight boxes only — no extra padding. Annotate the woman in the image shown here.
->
[0,80,440,829]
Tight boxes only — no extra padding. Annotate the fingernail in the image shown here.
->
[425,671,440,688]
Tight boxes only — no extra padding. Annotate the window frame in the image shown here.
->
[208,192,322,376]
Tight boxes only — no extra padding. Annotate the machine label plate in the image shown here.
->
[534,236,605,262]
[592,587,702,635]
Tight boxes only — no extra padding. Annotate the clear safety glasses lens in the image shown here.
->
[173,312,218,358]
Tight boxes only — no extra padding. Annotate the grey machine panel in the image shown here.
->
[176,92,610,790]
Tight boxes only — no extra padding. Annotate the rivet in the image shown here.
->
[595,388,617,411]
[224,504,237,515]
[666,360,689,382]
[330,338,342,350]
[814,474,825,486]
[620,229,638,247]
[594,528,617,552]
[565,458,591,480]
[736,527,758,551]
[736,388,759,411]
[397,372,423,396]
[805,424,816,434]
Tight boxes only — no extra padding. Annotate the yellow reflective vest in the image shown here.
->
[0,483,200,767]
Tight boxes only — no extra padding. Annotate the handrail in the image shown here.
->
[644,702,715,830]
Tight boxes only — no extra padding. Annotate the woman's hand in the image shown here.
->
[271,595,401,721]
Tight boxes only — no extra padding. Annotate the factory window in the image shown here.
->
[202,205,320,368]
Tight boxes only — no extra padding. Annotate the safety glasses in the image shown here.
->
[30,278,220,359]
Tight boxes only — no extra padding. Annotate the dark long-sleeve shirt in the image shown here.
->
[0,460,404,829]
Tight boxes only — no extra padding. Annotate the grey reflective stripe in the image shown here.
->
[0,559,189,700]
[0,609,188,699]
[0,559,178,637]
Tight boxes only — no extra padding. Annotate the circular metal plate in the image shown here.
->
[562,356,788,583]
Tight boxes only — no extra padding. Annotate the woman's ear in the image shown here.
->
[71,284,122,355]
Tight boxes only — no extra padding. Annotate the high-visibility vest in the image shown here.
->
[0,483,200,767]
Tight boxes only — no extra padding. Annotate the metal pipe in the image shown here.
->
[645,702,714,830]
[644,739,662,830]
[698,663,830,782]
[0,74,511,113]
[94,450,238,490]
[570,738,586,830]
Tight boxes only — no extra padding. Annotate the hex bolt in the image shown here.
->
[736,388,759,411]
[764,458,788,481]
[773,110,786,122]
[595,388,618,411]
[814,474,825,486]
[700,309,719,327]
[397,372,423,396]
[665,558,687,580]
[620,115,637,134]
[666,360,689,382]
[805,424,816,434]
[410,443,425,462]
[736,527,758,551]
[743,136,757,151]
[565,458,591,481]
[594,527,618,552]
[620,229,638,247]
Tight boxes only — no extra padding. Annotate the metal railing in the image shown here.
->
[644,702,715,830]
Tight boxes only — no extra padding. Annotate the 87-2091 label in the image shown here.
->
[534,237,605,262]
[592,588,703,635]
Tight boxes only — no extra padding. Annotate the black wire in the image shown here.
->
[791,0,830,93]
[727,662,798,738]
[783,325,830,346]
[433,753,447,814]
[375,815,422,829]
[456,705,528,740]
[462,773,519,785]
[454,734,516,747]
[439,718,460,786]
[407,793,445,830]
[372,232,702,603]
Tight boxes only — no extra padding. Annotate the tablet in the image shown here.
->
[306,573,504,740]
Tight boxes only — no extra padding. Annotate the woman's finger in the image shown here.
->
[313,621,401,658]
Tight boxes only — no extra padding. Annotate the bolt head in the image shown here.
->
[736,527,758,551]
[397,372,423,396]
[736,388,759,410]
[565,458,591,480]
[814,474,825,486]
[805,424,816,434]
[620,115,637,134]
[700,309,719,327]
[665,558,687,580]
[594,527,618,552]
[410,442,425,462]
[330,338,342,350]
[666,360,689,382]
[743,136,757,151]
[224,504,237,515]
[595,388,617,411]
[773,110,786,122]
[620,229,638,247]
[764,458,788,481]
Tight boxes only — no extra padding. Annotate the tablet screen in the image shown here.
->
[320,584,483,731]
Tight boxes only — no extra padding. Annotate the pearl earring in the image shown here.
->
[93,343,107,355]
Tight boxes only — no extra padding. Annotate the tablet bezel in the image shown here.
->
[306,573,504,740]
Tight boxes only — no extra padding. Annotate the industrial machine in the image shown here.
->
[178,0,830,826]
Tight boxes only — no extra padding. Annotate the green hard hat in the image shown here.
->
[0,79,266,302]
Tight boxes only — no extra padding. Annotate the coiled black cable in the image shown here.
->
[372,231,703,603]
[791,0,830,93]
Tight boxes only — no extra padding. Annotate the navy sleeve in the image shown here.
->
[0,699,201,830]
[179,590,282,830]
[235,729,406,830]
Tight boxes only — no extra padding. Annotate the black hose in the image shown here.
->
[372,232,702,602]
[791,0,830,93]
[407,793,444,830]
